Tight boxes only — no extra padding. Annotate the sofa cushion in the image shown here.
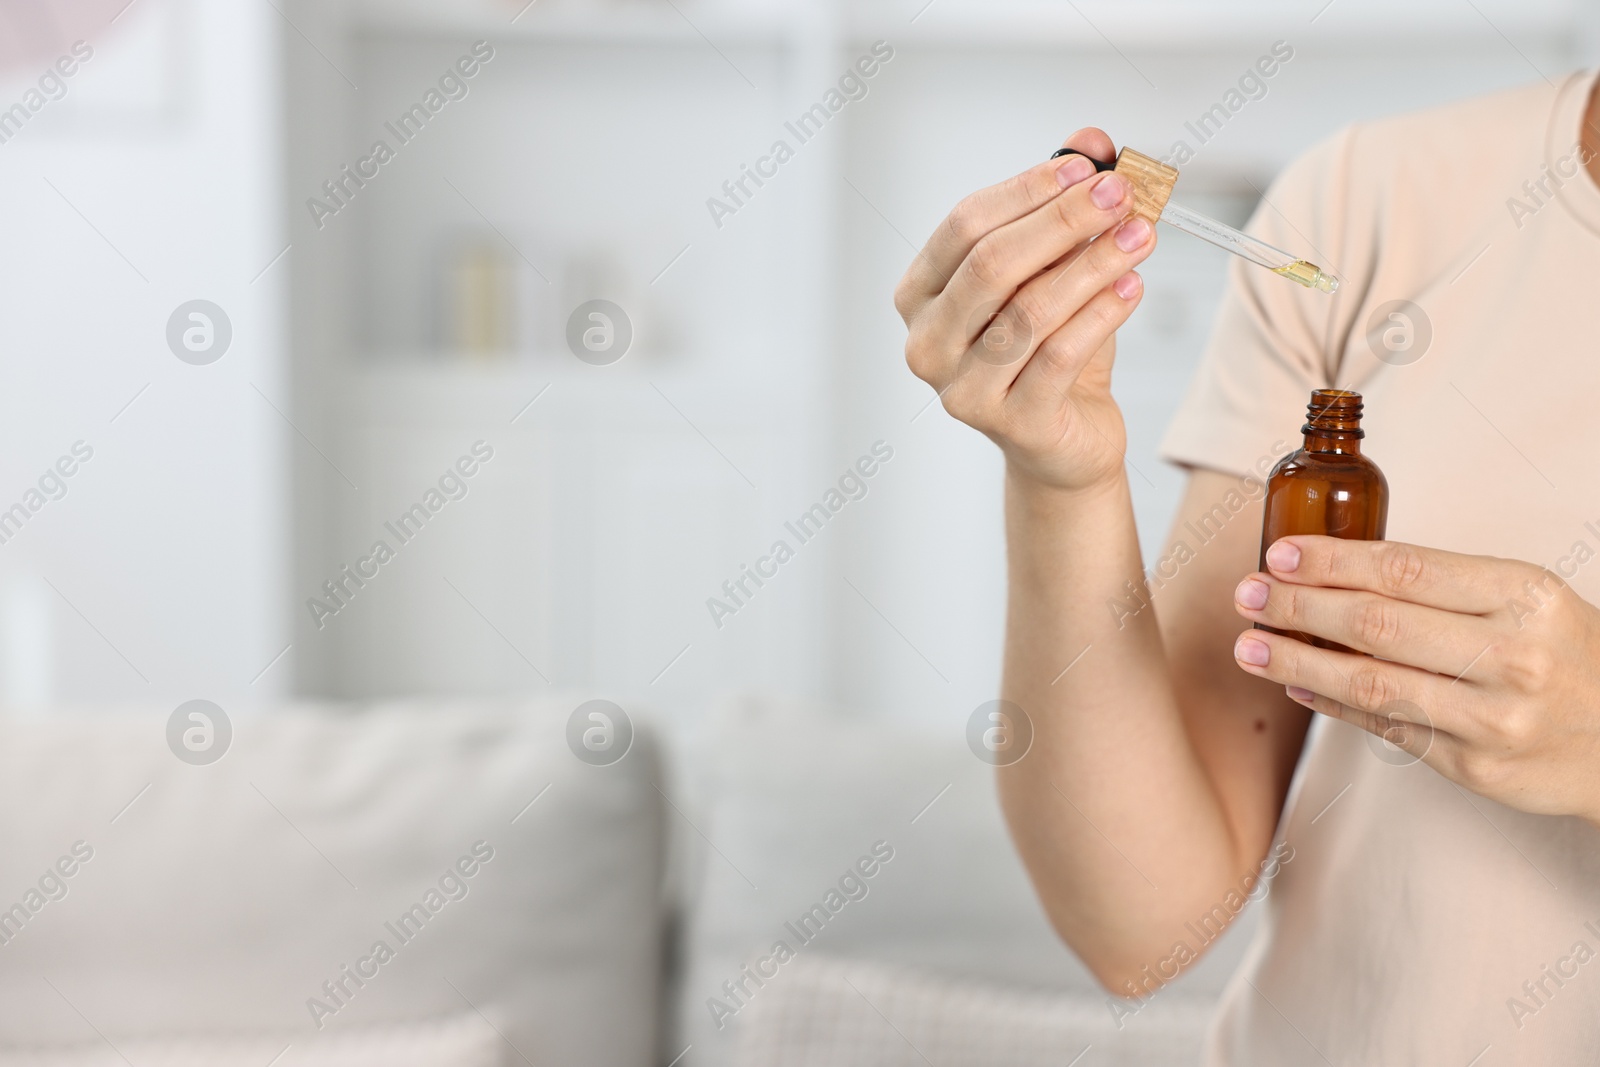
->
[734,954,1215,1066]
[0,701,664,1066]
[0,1014,497,1067]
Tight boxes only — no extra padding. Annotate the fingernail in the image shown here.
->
[1235,636,1270,667]
[1112,272,1142,300]
[1235,577,1269,611]
[1266,540,1301,573]
[1091,172,1128,209]
[1287,686,1314,702]
[1114,217,1152,251]
[1056,155,1094,189]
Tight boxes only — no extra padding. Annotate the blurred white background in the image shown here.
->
[0,1,1596,1063]
[8,0,1586,724]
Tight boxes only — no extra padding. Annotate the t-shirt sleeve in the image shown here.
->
[1159,126,1371,478]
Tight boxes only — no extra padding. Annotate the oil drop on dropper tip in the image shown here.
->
[1273,261,1342,295]
[1159,200,1340,294]
[1051,147,1339,295]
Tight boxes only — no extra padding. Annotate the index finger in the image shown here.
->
[898,128,1116,306]
[1263,536,1530,615]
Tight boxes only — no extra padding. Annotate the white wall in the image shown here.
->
[0,0,288,710]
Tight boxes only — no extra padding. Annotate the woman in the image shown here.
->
[896,70,1600,1063]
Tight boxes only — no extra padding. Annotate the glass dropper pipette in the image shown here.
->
[1158,199,1338,293]
[1052,148,1339,294]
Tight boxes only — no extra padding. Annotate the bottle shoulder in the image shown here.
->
[1270,448,1386,479]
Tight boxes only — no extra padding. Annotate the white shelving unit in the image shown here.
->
[286,0,847,707]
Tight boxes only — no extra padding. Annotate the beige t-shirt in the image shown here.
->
[1161,70,1600,1065]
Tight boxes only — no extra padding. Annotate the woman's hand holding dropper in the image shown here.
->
[895,128,1156,495]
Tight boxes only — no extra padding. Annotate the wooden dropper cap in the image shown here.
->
[1051,146,1179,225]
[1111,148,1179,225]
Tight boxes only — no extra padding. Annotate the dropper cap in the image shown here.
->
[1052,146,1178,225]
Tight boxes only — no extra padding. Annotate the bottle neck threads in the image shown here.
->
[1302,389,1364,454]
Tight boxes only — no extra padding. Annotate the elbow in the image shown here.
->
[1075,953,1177,1004]
[1082,948,1201,1002]
[1038,909,1212,1000]
[1085,958,1173,1002]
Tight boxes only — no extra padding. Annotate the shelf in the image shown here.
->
[842,0,1579,48]
[347,0,807,46]
[342,355,806,422]
[347,0,1581,53]
[351,352,662,377]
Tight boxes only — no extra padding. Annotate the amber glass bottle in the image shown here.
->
[1257,389,1389,648]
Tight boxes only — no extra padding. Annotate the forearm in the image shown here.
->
[884,126,1278,989]
[996,469,1252,988]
